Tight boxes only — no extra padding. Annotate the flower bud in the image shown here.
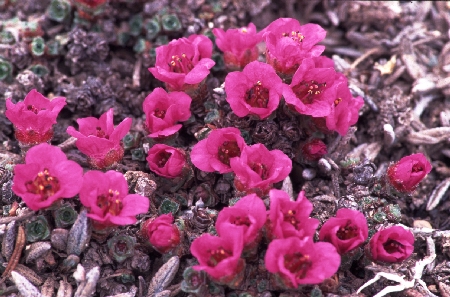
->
[301,139,327,161]
[181,267,209,295]
[387,153,432,192]
[107,235,136,263]
[142,214,181,254]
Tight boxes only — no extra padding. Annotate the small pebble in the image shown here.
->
[413,220,433,229]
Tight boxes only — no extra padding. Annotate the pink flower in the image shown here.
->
[66,108,132,169]
[265,237,340,287]
[147,144,186,178]
[215,194,266,248]
[79,170,149,226]
[224,61,285,119]
[387,153,432,193]
[283,57,337,117]
[369,226,414,263]
[143,88,192,139]
[267,189,319,240]
[230,144,292,196]
[325,74,364,135]
[12,143,83,211]
[319,209,368,255]
[191,227,245,282]
[190,127,246,174]
[213,23,262,70]
[301,139,327,161]
[148,34,215,91]
[142,214,181,253]
[262,18,326,78]
[5,89,66,145]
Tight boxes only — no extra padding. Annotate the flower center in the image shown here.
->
[97,189,123,216]
[383,239,404,254]
[27,104,41,114]
[207,247,232,267]
[336,221,359,240]
[245,81,269,108]
[93,126,109,139]
[25,168,60,200]
[282,31,305,43]
[292,80,327,104]
[412,163,423,173]
[250,162,269,180]
[284,252,312,280]
[334,98,342,106]
[217,141,241,166]
[169,53,194,74]
[283,209,300,229]
[156,151,172,168]
[232,215,251,227]
[154,108,166,119]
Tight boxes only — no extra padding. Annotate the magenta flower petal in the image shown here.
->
[319,208,368,254]
[79,170,149,227]
[142,214,181,253]
[216,194,266,246]
[66,108,130,169]
[5,89,66,144]
[191,227,244,281]
[265,237,340,287]
[213,23,262,70]
[230,144,292,196]
[12,143,83,211]
[191,127,246,173]
[369,226,415,263]
[268,189,319,240]
[283,57,337,117]
[387,153,432,193]
[148,35,215,91]
[325,73,364,135]
[262,18,326,77]
[225,61,285,119]
[147,144,186,178]
[143,88,191,139]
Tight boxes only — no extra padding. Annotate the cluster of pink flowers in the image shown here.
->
[190,190,340,288]
[218,18,364,137]
[11,142,149,227]
[6,90,149,227]
[190,128,292,196]
[191,188,416,288]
